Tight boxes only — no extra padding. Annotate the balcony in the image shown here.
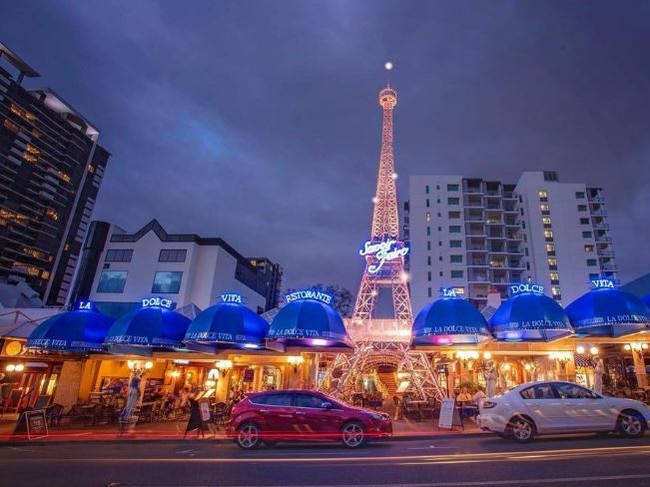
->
[468,260,488,267]
[597,249,615,257]
[468,247,488,253]
[594,222,610,231]
[595,234,612,243]
[589,195,605,204]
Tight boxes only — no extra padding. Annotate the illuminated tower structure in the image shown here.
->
[320,64,445,402]
[352,70,413,326]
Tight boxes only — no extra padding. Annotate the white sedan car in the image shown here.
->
[479,381,650,443]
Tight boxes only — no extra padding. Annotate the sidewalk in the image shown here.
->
[0,412,484,444]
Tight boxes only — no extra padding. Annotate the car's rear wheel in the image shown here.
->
[618,411,646,438]
[236,422,262,450]
[508,416,535,443]
[341,421,366,448]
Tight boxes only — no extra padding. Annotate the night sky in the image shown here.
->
[2,1,650,296]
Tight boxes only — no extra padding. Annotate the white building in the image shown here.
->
[407,171,617,313]
[69,219,282,315]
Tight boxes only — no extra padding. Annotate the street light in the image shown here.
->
[287,356,304,373]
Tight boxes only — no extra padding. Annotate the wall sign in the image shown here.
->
[220,293,243,304]
[77,301,96,311]
[510,283,544,296]
[359,239,409,274]
[440,288,457,298]
[591,279,615,289]
[285,289,333,305]
[141,297,174,309]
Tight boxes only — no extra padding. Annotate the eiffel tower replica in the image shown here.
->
[319,64,445,403]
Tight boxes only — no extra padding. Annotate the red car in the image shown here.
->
[226,389,392,449]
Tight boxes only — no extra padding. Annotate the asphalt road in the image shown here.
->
[2,434,650,487]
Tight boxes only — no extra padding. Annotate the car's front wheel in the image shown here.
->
[618,411,646,438]
[508,416,535,443]
[341,421,366,448]
[236,422,262,450]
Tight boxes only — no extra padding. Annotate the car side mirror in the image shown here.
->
[320,401,333,409]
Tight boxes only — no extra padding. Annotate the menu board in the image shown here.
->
[438,399,462,430]
[14,410,49,439]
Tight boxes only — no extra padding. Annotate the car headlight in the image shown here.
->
[369,412,386,420]
[482,401,497,409]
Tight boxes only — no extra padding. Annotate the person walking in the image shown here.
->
[184,393,205,439]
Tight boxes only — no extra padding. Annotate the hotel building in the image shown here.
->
[407,171,618,313]
[0,42,110,305]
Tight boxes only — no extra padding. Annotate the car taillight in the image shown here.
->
[482,401,497,409]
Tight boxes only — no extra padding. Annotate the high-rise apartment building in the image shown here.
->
[407,171,617,313]
[0,42,110,305]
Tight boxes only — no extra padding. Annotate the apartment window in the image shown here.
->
[426,199,430,208]
[425,185,430,194]
[97,271,127,293]
[427,256,431,266]
[426,226,431,236]
[427,241,431,251]
[451,270,464,279]
[544,230,554,239]
[159,249,187,262]
[105,249,133,262]
[439,255,443,261]
[579,218,590,225]
[550,272,560,284]
[439,271,443,277]
[578,204,588,212]
[542,217,552,225]
[437,198,441,204]
[152,271,183,294]
[538,190,548,198]
[450,240,462,248]
[448,197,460,205]
[449,225,461,233]
[525,247,529,256]
[428,287,432,298]
[584,245,594,252]
[438,226,442,232]
[540,204,549,212]
[439,241,443,247]
[437,212,442,217]
[575,191,585,199]
[448,211,461,219]
[587,259,597,266]
[582,231,593,238]
[546,244,555,253]
[522,221,526,229]
[450,255,463,263]
[426,212,431,222]
[447,184,459,192]
[436,185,440,190]
[543,171,558,182]
[551,287,561,297]
[589,273,599,280]
[427,271,432,282]
[520,208,524,216]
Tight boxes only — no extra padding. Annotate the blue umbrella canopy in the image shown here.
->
[104,297,190,349]
[184,295,270,352]
[411,293,492,346]
[268,290,353,348]
[27,302,114,352]
[643,294,650,309]
[566,282,650,338]
[489,285,573,342]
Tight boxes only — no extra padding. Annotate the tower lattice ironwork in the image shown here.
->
[318,66,445,403]
[352,81,412,326]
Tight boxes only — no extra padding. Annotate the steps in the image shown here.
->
[376,371,398,397]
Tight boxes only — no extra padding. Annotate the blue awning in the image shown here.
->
[489,292,574,342]
[26,308,114,353]
[184,301,270,352]
[104,301,190,351]
[267,298,353,349]
[643,294,650,309]
[566,288,650,338]
[411,297,492,346]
